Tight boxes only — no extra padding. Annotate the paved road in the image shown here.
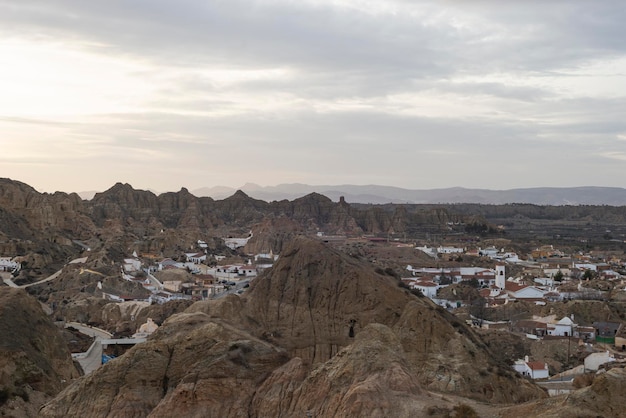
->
[22,269,63,288]
[65,322,113,339]
[1,272,18,288]
[73,341,103,375]
[1,257,88,289]
[69,257,89,264]
[66,322,112,375]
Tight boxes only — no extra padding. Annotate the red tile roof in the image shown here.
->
[415,281,438,287]
[505,281,527,292]
[527,361,546,371]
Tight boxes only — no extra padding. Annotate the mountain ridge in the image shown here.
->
[70,183,626,206]
[191,184,626,206]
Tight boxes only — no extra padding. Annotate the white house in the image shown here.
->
[534,278,555,287]
[479,247,499,258]
[437,246,464,254]
[224,232,253,250]
[509,286,547,301]
[415,246,438,258]
[584,351,615,372]
[0,257,20,273]
[255,252,278,261]
[513,356,550,379]
[123,258,142,273]
[158,258,184,271]
[185,252,207,264]
[208,264,257,280]
[574,263,598,272]
[547,316,576,337]
[410,280,441,298]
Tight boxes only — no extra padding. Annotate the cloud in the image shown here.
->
[1,0,626,192]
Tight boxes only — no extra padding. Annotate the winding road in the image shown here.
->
[2,257,88,289]
[65,322,113,375]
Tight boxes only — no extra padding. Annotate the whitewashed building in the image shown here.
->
[547,316,575,337]
[0,257,20,273]
[513,356,550,379]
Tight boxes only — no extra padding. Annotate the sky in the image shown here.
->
[1,0,626,194]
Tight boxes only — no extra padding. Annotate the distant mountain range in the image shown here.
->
[77,184,626,206]
[188,184,626,206]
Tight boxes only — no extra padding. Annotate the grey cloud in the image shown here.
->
[2,0,626,190]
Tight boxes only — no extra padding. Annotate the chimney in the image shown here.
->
[524,355,529,363]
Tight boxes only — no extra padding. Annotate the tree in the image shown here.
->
[553,270,564,282]
[582,269,595,280]
[440,275,453,285]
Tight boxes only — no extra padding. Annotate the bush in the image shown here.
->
[426,405,452,416]
[573,373,595,389]
[453,403,479,418]
[384,267,398,278]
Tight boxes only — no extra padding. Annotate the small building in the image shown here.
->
[513,356,550,379]
[575,326,596,342]
[509,285,546,301]
[593,321,622,344]
[123,258,142,273]
[185,252,207,264]
[0,257,20,273]
[584,351,615,372]
[548,316,576,337]
[437,246,464,254]
[410,280,440,298]
[479,247,499,257]
[158,258,183,271]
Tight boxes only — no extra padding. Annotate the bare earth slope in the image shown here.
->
[502,366,626,418]
[0,288,80,417]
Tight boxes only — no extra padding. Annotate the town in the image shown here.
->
[2,230,625,396]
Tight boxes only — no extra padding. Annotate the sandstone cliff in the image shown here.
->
[0,178,94,236]
[1,178,474,257]
[40,312,290,418]
[250,323,424,417]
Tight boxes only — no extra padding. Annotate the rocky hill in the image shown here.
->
[209,237,544,402]
[0,288,80,417]
[41,236,545,417]
[14,177,626,267]
[40,312,290,417]
[0,178,487,265]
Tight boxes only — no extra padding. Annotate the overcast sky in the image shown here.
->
[2,0,626,194]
